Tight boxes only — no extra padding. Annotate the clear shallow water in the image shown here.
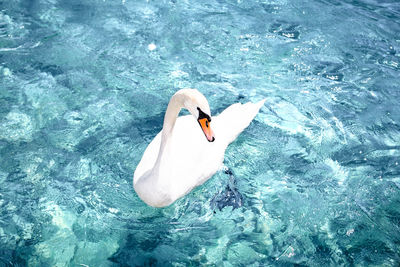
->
[1,0,400,265]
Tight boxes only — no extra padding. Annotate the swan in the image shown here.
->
[133,89,265,207]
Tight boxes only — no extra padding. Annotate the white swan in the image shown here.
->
[133,89,265,207]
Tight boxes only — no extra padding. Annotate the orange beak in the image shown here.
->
[198,118,215,142]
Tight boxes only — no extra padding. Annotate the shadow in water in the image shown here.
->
[210,168,243,212]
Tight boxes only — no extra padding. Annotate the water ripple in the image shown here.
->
[0,0,400,265]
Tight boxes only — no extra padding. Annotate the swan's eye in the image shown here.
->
[197,107,211,122]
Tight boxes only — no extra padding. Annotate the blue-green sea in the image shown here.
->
[1,0,400,266]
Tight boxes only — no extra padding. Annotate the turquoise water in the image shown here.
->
[1,0,400,265]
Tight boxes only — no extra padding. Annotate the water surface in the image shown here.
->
[1,0,400,265]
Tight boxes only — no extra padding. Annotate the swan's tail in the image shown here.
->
[214,99,266,146]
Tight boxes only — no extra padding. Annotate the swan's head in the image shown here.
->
[180,89,215,142]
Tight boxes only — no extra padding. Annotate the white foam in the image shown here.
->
[148,43,157,51]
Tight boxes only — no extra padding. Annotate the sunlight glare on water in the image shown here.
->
[0,0,400,266]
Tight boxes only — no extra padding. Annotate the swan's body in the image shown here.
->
[133,89,265,207]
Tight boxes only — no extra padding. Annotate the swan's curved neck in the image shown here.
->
[154,93,185,173]
[161,93,184,142]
